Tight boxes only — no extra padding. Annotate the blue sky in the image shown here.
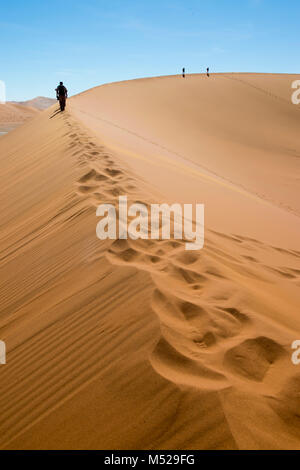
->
[1,0,299,100]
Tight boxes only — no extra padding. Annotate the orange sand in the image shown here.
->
[0,73,300,450]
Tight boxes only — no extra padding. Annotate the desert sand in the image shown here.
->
[0,101,38,134]
[0,97,55,134]
[0,73,300,450]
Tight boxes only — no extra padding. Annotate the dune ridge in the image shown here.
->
[0,74,300,449]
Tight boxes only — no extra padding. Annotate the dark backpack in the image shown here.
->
[57,85,66,96]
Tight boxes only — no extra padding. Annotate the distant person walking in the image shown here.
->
[206,67,210,77]
[55,82,68,111]
[182,67,185,78]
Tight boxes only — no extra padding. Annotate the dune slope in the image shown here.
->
[0,74,300,450]
[0,102,38,132]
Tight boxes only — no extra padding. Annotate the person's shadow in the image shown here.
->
[50,107,62,119]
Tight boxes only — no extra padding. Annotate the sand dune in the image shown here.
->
[0,97,54,134]
[0,74,300,450]
[11,96,56,111]
[0,101,39,133]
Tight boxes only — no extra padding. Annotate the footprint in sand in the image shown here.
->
[94,173,108,182]
[71,128,289,396]
[77,185,97,194]
[218,307,249,324]
[224,336,286,382]
[106,239,167,271]
[105,168,122,178]
[150,336,227,390]
[78,169,97,183]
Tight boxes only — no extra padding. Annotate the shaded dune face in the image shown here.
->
[0,74,300,450]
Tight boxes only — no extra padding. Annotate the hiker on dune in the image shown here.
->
[55,82,68,111]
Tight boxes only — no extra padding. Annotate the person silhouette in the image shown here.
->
[206,67,210,77]
[55,81,68,111]
[182,67,185,78]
